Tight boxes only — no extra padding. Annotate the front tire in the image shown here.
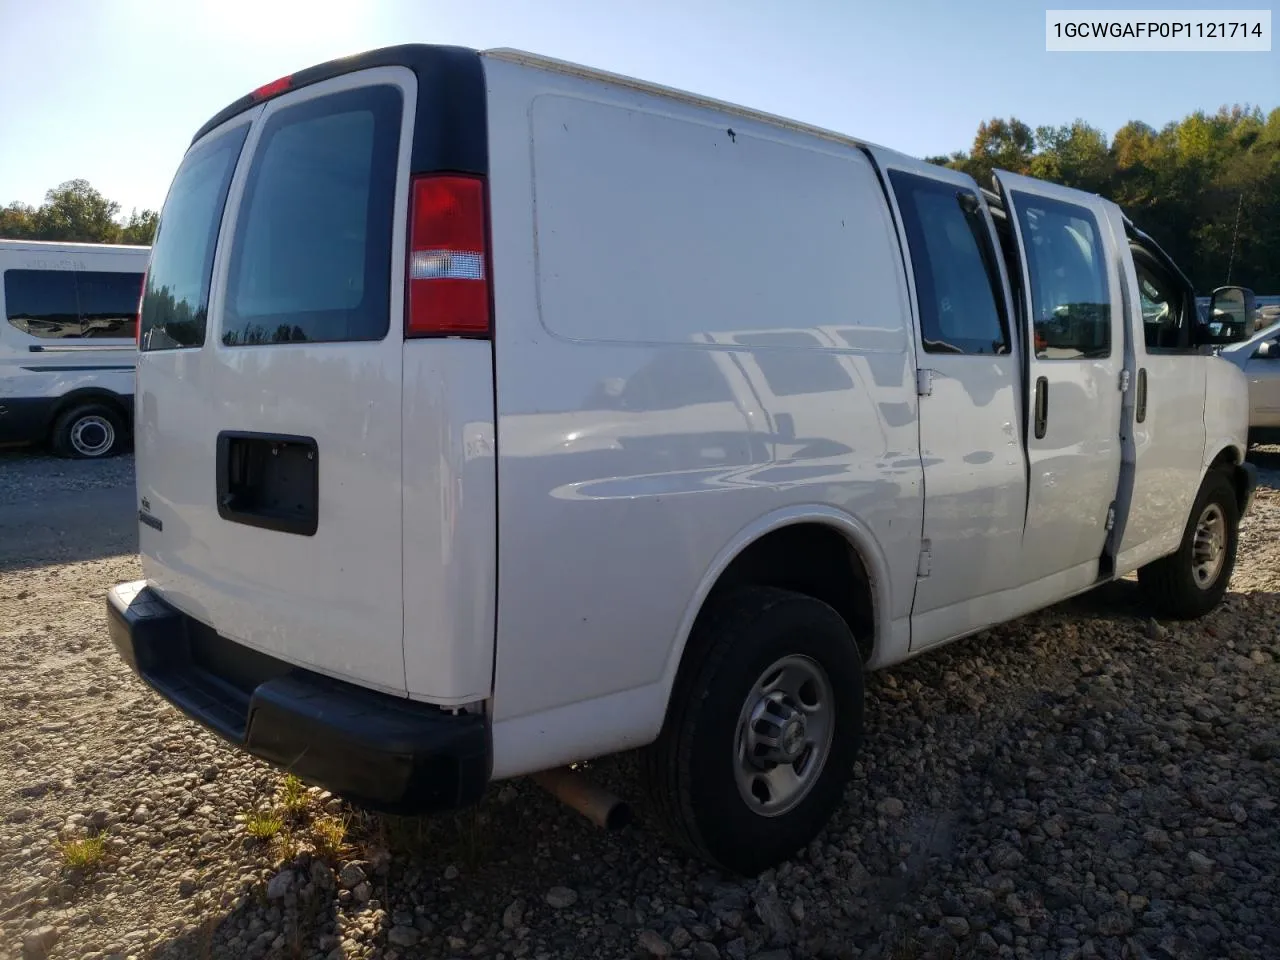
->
[50,403,125,459]
[641,587,864,875]
[1137,468,1239,620]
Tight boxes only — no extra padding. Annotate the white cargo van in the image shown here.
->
[107,45,1258,874]
[0,239,148,457]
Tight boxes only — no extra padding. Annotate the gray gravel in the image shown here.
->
[1,450,1278,960]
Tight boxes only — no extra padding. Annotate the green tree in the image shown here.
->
[938,102,1279,292]
[0,201,37,239]
[30,179,122,242]
[0,180,159,245]
[120,208,159,245]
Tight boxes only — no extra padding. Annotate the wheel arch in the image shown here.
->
[658,506,889,720]
[1202,442,1252,516]
[50,386,133,426]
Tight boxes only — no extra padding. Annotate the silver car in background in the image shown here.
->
[1219,317,1280,446]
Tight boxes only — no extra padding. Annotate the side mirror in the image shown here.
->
[1196,285,1256,345]
[1258,340,1275,359]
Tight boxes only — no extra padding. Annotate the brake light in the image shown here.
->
[406,174,491,338]
[251,75,292,100]
[135,271,147,347]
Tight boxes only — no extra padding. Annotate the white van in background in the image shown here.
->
[0,239,148,458]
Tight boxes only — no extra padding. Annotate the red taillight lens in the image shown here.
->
[406,174,491,338]
[251,75,292,100]
[135,271,147,346]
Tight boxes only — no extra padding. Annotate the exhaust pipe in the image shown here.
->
[532,766,632,831]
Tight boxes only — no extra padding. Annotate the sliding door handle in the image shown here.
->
[1034,376,1049,439]
[1136,368,1148,423]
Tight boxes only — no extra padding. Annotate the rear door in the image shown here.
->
[137,68,414,694]
[993,171,1126,587]
[877,158,1029,648]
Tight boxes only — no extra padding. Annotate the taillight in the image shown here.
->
[135,271,147,347]
[405,174,492,338]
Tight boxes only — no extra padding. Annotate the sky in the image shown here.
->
[0,0,1276,216]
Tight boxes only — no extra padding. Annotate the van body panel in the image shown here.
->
[482,54,923,729]
[401,338,497,705]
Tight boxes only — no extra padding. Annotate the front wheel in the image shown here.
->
[640,587,864,875]
[1138,469,1240,620]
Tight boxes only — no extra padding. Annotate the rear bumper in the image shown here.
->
[106,581,490,813]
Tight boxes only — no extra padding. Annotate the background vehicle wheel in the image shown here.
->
[641,586,864,875]
[50,403,125,459]
[1137,469,1239,620]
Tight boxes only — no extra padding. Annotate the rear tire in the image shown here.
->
[640,586,864,875]
[1137,469,1239,620]
[51,403,125,459]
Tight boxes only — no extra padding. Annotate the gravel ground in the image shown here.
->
[1,448,1278,960]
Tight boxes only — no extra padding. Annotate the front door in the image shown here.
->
[994,170,1126,589]
[1110,223,1207,570]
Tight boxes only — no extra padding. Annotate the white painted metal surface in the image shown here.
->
[137,68,418,695]
[481,56,922,773]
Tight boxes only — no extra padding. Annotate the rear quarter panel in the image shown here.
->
[481,55,923,775]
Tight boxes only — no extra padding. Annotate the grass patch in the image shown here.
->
[311,814,350,860]
[245,811,284,841]
[59,833,107,871]
[279,774,309,819]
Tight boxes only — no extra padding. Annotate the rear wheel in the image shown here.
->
[641,586,864,875]
[51,403,125,459]
[1138,469,1239,620]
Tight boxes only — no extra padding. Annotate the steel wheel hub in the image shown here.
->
[735,654,834,818]
[71,415,114,457]
[1191,503,1226,589]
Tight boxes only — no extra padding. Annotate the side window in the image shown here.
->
[222,84,402,346]
[889,170,1010,356]
[4,270,79,338]
[75,272,144,339]
[1011,193,1110,359]
[3,270,141,340]
[1133,251,1191,351]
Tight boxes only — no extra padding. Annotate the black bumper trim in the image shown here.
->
[1238,460,1259,518]
[106,581,490,813]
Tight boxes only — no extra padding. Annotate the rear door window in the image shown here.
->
[140,125,249,350]
[222,84,403,345]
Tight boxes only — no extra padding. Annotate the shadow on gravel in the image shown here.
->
[0,454,137,574]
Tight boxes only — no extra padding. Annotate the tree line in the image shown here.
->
[4,102,1277,292]
[927,104,1280,292]
[0,180,158,246]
